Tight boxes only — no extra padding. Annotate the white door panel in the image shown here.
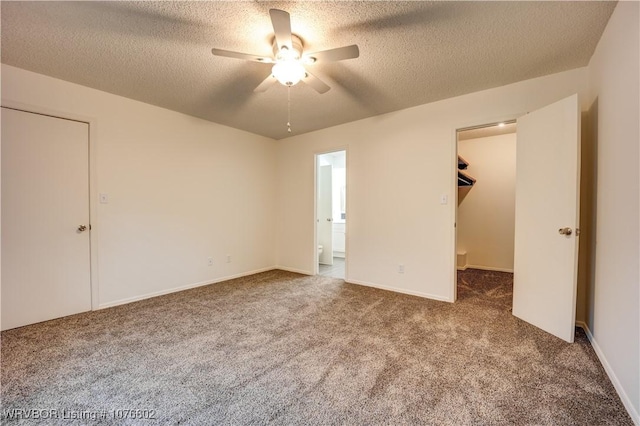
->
[513,94,580,343]
[2,108,91,330]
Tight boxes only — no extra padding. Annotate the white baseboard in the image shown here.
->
[346,278,452,303]
[464,264,514,273]
[98,266,277,310]
[576,322,640,425]
[456,265,468,271]
[575,320,588,330]
[274,265,313,275]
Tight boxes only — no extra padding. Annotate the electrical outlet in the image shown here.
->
[226,255,231,263]
[207,257,213,266]
[398,264,405,274]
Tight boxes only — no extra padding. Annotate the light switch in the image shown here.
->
[99,193,109,204]
[440,194,448,205]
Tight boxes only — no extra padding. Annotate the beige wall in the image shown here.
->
[275,68,588,301]
[1,65,277,308]
[585,1,640,421]
[457,133,516,272]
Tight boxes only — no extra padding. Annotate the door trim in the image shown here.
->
[1,100,99,310]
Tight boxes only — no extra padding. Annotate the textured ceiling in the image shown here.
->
[1,1,616,140]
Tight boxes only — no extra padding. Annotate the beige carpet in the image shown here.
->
[1,269,632,425]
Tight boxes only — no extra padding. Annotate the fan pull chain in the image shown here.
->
[287,85,292,133]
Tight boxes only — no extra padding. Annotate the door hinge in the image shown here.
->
[575,227,580,236]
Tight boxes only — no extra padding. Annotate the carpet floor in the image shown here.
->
[1,269,632,425]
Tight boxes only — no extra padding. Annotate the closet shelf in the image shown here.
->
[457,155,475,187]
[458,155,469,170]
[457,155,475,204]
[458,170,476,187]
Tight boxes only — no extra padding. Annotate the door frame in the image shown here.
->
[450,114,521,302]
[313,147,349,278]
[1,100,99,310]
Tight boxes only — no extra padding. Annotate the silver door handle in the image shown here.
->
[558,227,572,236]
[326,218,332,222]
[78,225,87,232]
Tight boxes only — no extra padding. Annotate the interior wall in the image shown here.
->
[1,65,277,309]
[457,133,516,272]
[585,1,640,421]
[275,67,588,300]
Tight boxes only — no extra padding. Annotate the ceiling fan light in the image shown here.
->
[272,61,306,86]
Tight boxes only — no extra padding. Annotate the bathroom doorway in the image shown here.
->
[315,150,347,279]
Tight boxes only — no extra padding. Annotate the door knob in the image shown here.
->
[326,218,332,222]
[78,225,87,232]
[558,227,572,236]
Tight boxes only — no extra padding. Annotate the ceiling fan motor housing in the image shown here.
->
[273,34,304,60]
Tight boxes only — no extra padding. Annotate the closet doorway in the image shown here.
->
[315,150,347,279]
[455,121,517,309]
[456,122,517,274]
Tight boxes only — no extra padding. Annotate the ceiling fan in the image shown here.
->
[211,9,359,94]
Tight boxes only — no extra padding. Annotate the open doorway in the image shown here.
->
[455,121,517,308]
[315,150,347,279]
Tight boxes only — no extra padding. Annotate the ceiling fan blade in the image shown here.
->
[305,45,360,63]
[269,9,292,50]
[302,70,330,94]
[211,48,273,63]
[254,73,277,93]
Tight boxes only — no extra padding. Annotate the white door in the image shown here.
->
[1,108,91,330]
[512,94,580,343]
[318,164,333,265]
